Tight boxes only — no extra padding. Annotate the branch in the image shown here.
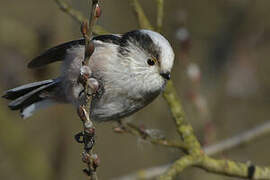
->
[204,120,270,155]
[156,0,164,32]
[115,122,188,150]
[163,81,202,155]
[75,1,101,179]
[198,156,270,179]
[159,156,197,180]
[114,120,270,179]
[54,0,108,35]
[129,0,154,30]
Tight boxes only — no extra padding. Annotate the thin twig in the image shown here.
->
[76,1,101,179]
[204,120,270,155]
[54,0,108,34]
[114,121,270,180]
[55,0,86,22]
[119,123,188,150]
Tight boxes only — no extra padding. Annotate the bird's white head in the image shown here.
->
[116,29,175,94]
[140,29,175,77]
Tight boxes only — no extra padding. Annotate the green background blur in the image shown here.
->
[1,0,270,179]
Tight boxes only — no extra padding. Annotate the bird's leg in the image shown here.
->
[113,120,127,133]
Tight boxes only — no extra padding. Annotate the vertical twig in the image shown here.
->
[54,0,108,34]
[75,0,101,179]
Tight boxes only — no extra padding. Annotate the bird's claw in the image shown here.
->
[74,129,96,151]
[113,120,127,133]
[75,132,84,143]
[78,66,99,98]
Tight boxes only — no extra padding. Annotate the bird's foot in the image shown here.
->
[113,120,127,133]
[78,66,99,98]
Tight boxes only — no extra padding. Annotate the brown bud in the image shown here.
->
[95,4,102,18]
[88,42,95,55]
[85,42,95,58]
[81,21,89,36]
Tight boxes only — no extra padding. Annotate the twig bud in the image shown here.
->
[85,42,95,59]
[91,154,100,169]
[84,120,93,129]
[89,78,99,93]
[77,105,88,122]
[81,21,89,37]
[82,152,91,164]
[95,4,102,18]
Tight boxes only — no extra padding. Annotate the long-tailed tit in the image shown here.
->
[3,30,175,121]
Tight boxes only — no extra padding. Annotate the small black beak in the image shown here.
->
[160,72,171,80]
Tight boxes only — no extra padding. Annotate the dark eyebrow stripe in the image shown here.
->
[118,30,161,61]
[93,31,161,65]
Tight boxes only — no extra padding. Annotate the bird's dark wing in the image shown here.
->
[27,34,122,69]
[27,39,85,69]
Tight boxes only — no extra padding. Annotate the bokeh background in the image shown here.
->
[1,0,270,179]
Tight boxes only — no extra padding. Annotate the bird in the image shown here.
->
[2,29,175,122]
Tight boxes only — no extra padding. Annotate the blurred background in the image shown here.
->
[1,0,270,179]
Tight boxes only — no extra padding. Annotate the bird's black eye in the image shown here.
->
[147,58,155,66]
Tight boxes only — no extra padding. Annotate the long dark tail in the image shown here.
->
[2,79,60,118]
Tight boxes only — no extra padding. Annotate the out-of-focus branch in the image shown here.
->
[54,0,108,35]
[175,23,212,145]
[55,0,86,22]
[112,164,170,180]
[156,0,164,32]
[204,121,270,155]
[129,0,154,30]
